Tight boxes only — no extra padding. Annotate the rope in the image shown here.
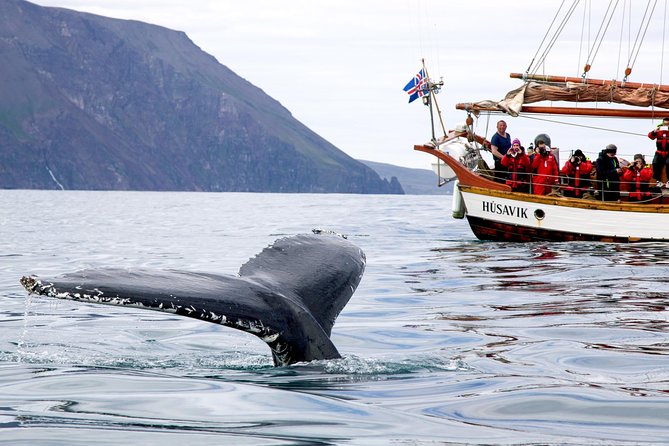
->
[487,113,647,138]
[624,0,657,79]
[662,0,667,85]
[526,0,569,74]
[530,0,581,76]
[577,0,588,76]
[615,1,627,80]
[583,0,620,76]
[412,0,425,62]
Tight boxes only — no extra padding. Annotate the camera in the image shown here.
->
[570,156,580,165]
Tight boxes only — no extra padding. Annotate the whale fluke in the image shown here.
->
[20,233,366,366]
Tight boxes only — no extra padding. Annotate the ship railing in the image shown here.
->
[488,171,665,203]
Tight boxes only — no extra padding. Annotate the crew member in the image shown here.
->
[490,120,511,183]
[648,117,669,187]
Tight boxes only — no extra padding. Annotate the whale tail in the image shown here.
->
[239,233,365,337]
[20,233,366,366]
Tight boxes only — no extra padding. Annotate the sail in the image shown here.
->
[459,77,669,117]
[521,81,669,109]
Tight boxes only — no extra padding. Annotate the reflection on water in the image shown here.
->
[409,239,669,436]
[2,191,669,444]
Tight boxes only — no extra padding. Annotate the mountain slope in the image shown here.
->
[0,0,403,193]
[360,160,453,195]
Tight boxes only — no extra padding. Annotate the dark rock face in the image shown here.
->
[0,0,403,193]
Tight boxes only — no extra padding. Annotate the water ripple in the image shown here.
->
[3,191,669,444]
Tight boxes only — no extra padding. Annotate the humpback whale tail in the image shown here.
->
[20,232,366,366]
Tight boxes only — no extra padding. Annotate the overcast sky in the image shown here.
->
[32,0,669,167]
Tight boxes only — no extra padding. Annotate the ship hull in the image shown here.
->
[462,188,669,242]
[415,144,669,243]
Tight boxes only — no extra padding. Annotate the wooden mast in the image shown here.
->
[452,73,669,118]
[455,103,669,119]
[509,73,669,93]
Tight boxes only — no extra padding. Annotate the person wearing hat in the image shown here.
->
[561,149,593,198]
[648,117,669,187]
[501,138,531,192]
[622,153,654,202]
[595,144,623,201]
[530,139,559,195]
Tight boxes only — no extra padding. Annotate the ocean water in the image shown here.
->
[1,190,669,445]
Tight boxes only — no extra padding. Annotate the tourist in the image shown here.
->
[500,138,531,192]
[648,117,669,187]
[622,154,653,202]
[595,144,623,201]
[560,149,593,198]
[526,143,536,162]
[490,120,511,183]
[530,139,559,195]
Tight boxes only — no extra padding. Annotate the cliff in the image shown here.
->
[0,0,403,193]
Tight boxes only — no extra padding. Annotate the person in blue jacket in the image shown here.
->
[490,120,511,183]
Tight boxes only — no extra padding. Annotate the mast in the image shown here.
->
[423,59,437,142]
[421,59,446,142]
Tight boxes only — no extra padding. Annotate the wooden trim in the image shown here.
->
[413,145,511,191]
[509,72,669,93]
[519,106,667,118]
[455,103,667,118]
[461,185,669,213]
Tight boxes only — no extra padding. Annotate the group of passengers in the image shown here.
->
[489,119,669,202]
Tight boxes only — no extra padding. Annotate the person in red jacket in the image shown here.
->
[560,149,593,198]
[530,139,559,195]
[648,117,669,187]
[500,138,531,192]
[622,153,654,202]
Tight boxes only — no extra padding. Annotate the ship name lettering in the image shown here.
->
[482,201,528,219]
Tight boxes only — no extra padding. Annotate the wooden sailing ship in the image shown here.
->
[414,1,669,242]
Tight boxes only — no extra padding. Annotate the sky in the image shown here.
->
[32,0,669,168]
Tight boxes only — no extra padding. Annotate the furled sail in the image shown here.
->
[522,81,669,109]
[457,77,669,118]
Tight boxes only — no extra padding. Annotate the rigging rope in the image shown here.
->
[615,1,628,80]
[583,0,620,77]
[518,114,645,137]
[526,0,569,74]
[662,0,668,85]
[529,0,581,76]
[624,0,658,80]
[577,0,589,76]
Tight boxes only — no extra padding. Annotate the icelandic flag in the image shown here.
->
[403,68,429,103]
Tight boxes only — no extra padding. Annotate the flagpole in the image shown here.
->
[421,59,437,142]
[421,59,446,142]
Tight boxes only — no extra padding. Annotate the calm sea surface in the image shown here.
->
[2,190,669,445]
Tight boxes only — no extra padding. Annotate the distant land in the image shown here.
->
[0,0,403,193]
[360,160,453,195]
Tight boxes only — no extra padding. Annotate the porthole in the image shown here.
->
[534,209,545,220]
